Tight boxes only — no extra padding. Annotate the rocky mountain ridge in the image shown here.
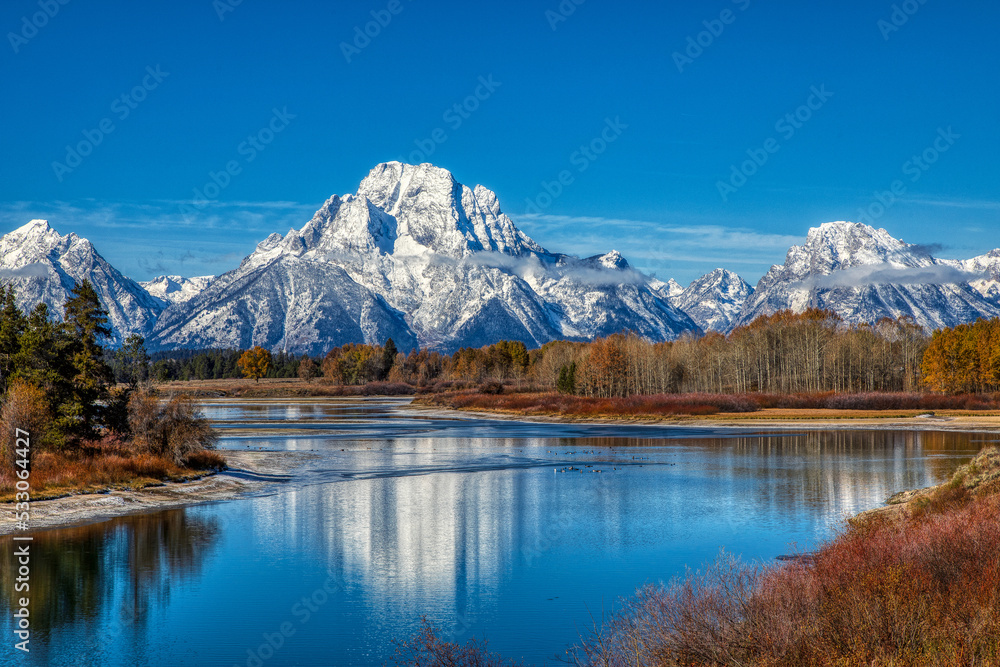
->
[3,175,998,349]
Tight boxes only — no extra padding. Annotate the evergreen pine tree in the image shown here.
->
[380,338,398,380]
[60,280,114,441]
[0,285,26,393]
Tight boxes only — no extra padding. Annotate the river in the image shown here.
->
[0,398,985,666]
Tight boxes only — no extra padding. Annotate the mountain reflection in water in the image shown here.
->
[0,399,983,666]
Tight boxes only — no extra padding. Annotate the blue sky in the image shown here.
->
[2,0,998,285]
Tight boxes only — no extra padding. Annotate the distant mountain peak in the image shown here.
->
[735,221,1000,330]
[16,218,53,234]
[673,269,753,332]
[140,275,214,306]
[802,221,907,257]
[0,220,163,345]
[588,250,629,270]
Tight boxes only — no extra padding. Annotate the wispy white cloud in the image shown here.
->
[0,199,314,233]
[903,196,1000,211]
[0,263,49,279]
[325,248,651,286]
[797,264,984,289]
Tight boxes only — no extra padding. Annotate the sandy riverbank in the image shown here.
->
[407,402,1000,432]
[0,450,315,536]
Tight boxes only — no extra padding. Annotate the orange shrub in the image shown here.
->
[0,379,52,471]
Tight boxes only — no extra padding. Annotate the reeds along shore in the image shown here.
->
[391,448,1000,667]
[415,390,1000,418]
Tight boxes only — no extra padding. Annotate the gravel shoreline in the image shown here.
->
[0,450,314,535]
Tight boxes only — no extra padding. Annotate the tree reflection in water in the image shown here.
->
[1,509,220,656]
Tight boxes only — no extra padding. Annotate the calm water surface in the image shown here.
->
[1,398,987,666]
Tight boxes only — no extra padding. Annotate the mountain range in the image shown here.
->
[2,162,998,353]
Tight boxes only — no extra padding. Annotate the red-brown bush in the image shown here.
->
[389,618,524,667]
[127,389,218,465]
[572,473,1000,666]
[422,391,760,417]
[0,380,52,471]
[0,432,223,499]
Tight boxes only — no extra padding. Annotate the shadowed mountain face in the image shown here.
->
[147,162,699,354]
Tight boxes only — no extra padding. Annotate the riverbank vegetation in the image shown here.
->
[310,310,1000,401]
[394,448,1000,666]
[414,389,1000,419]
[146,311,1000,416]
[0,282,223,501]
[567,447,1000,666]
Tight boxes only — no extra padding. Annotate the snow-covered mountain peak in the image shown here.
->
[5,218,65,246]
[701,268,750,293]
[673,268,754,332]
[0,220,163,345]
[472,183,501,215]
[148,163,698,353]
[735,222,1000,331]
[257,232,284,252]
[954,249,1000,301]
[357,161,454,206]
[0,219,86,269]
[14,219,54,236]
[348,161,543,259]
[140,275,214,306]
[592,250,629,270]
[240,162,546,266]
[795,221,919,270]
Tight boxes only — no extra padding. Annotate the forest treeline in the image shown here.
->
[6,289,995,404]
[257,309,1000,397]
[143,348,301,382]
[314,309,946,396]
